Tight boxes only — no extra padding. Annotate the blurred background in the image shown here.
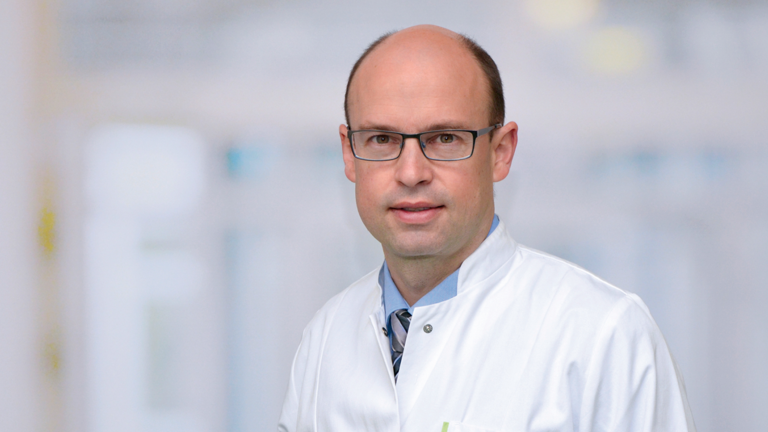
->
[1,0,767,431]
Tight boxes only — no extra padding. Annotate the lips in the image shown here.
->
[390,202,443,223]
[398,207,436,212]
[391,201,441,211]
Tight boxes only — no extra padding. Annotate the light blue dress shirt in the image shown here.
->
[381,214,500,338]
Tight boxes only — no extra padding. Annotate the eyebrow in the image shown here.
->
[354,121,472,132]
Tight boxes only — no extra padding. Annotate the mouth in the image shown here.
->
[391,201,443,211]
[394,206,442,212]
[390,202,444,223]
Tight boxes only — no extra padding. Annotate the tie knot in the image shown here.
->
[393,309,411,331]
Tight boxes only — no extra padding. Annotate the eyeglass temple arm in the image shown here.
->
[478,124,502,137]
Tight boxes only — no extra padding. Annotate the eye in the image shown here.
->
[438,134,456,144]
[373,135,391,144]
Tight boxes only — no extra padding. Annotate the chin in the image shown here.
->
[387,235,446,258]
[391,246,440,258]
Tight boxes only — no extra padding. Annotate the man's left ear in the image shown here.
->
[491,121,518,182]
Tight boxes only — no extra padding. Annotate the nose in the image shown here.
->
[394,137,433,187]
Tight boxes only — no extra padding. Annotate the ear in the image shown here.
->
[340,124,357,182]
[491,121,518,182]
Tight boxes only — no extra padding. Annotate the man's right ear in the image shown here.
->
[340,124,357,182]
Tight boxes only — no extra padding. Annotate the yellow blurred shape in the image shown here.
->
[525,0,600,30]
[43,334,61,376]
[38,206,56,255]
[584,27,647,75]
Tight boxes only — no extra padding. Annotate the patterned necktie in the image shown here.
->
[390,309,412,382]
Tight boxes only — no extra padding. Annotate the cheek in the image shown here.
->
[446,164,489,199]
[354,169,385,220]
[354,172,393,244]
[443,163,494,219]
[355,181,371,217]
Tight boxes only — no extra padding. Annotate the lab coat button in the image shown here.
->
[423,324,433,333]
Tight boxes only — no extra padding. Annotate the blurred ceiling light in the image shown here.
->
[524,0,600,31]
[583,27,648,75]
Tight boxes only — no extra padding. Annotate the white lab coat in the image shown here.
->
[278,221,696,432]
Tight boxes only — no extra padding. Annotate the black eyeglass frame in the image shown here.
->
[347,124,502,162]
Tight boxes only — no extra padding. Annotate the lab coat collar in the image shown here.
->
[381,214,500,318]
[457,219,518,295]
[372,219,517,322]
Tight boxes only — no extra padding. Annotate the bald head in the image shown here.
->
[344,25,504,129]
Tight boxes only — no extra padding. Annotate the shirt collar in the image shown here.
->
[381,214,500,317]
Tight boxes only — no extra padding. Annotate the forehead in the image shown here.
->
[347,32,489,131]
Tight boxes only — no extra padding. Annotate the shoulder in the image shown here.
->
[519,244,645,315]
[287,267,381,389]
[508,244,661,348]
[492,242,694,429]
[279,268,384,432]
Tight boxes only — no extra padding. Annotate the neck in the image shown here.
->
[384,214,493,306]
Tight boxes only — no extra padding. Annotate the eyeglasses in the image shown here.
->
[347,124,501,161]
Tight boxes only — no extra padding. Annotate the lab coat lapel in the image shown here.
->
[395,298,462,427]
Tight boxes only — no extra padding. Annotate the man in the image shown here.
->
[278,25,695,432]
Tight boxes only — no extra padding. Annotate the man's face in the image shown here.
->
[341,29,514,264]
